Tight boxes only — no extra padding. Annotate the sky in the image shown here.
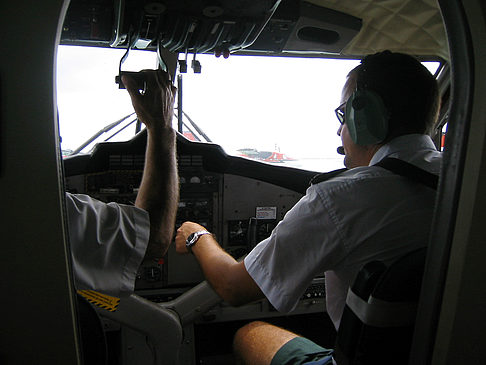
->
[56,46,440,171]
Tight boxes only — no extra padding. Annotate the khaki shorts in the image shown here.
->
[270,337,334,365]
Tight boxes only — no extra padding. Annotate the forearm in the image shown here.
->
[190,234,264,306]
[136,126,179,259]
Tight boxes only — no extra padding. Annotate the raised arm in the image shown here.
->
[123,70,179,260]
[175,221,264,305]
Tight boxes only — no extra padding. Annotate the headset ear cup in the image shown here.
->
[345,90,388,145]
[345,93,360,144]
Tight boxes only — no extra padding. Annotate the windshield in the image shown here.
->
[57,46,157,156]
[179,54,360,171]
[57,46,440,171]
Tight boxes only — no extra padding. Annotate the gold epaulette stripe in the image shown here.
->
[77,289,120,312]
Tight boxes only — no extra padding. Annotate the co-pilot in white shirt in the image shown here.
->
[244,134,441,330]
[65,193,150,296]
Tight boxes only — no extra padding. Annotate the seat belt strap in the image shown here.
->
[309,168,348,185]
[374,157,438,190]
[310,157,438,190]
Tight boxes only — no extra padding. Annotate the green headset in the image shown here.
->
[345,69,390,145]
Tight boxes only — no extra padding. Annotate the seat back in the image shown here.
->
[334,248,427,365]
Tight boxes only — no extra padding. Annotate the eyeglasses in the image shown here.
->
[334,103,346,125]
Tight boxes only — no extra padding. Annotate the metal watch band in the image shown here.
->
[186,230,211,253]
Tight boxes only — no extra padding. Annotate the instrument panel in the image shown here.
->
[65,151,303,291]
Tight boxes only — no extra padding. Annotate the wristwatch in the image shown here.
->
[186,230,211,253]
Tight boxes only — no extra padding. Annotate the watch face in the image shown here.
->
[187,233,197,245]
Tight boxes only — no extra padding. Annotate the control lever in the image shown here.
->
[115,35,171,90]
[115,35,134,89]
[115,71,146,91]
[247,217,258,251]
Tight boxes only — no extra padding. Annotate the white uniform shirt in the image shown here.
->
[66,193,150,296]
[244,134,441,329]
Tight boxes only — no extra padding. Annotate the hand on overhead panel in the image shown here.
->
[122,69,177,131]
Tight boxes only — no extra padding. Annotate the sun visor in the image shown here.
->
[246,1,362,55]
[284,2,362,54]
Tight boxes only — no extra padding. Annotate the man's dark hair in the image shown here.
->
[352,50,440,142]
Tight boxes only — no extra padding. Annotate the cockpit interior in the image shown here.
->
[56,1,452,363]
[3,0,486,364]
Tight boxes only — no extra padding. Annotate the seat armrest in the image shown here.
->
[160,280,223,326]
[98,294,183,365]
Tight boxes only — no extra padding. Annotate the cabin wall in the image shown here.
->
[0,0,79,363]
[432,0,486,363]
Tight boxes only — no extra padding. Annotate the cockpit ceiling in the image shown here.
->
[310,0,448,60]
[60,0,448,61]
